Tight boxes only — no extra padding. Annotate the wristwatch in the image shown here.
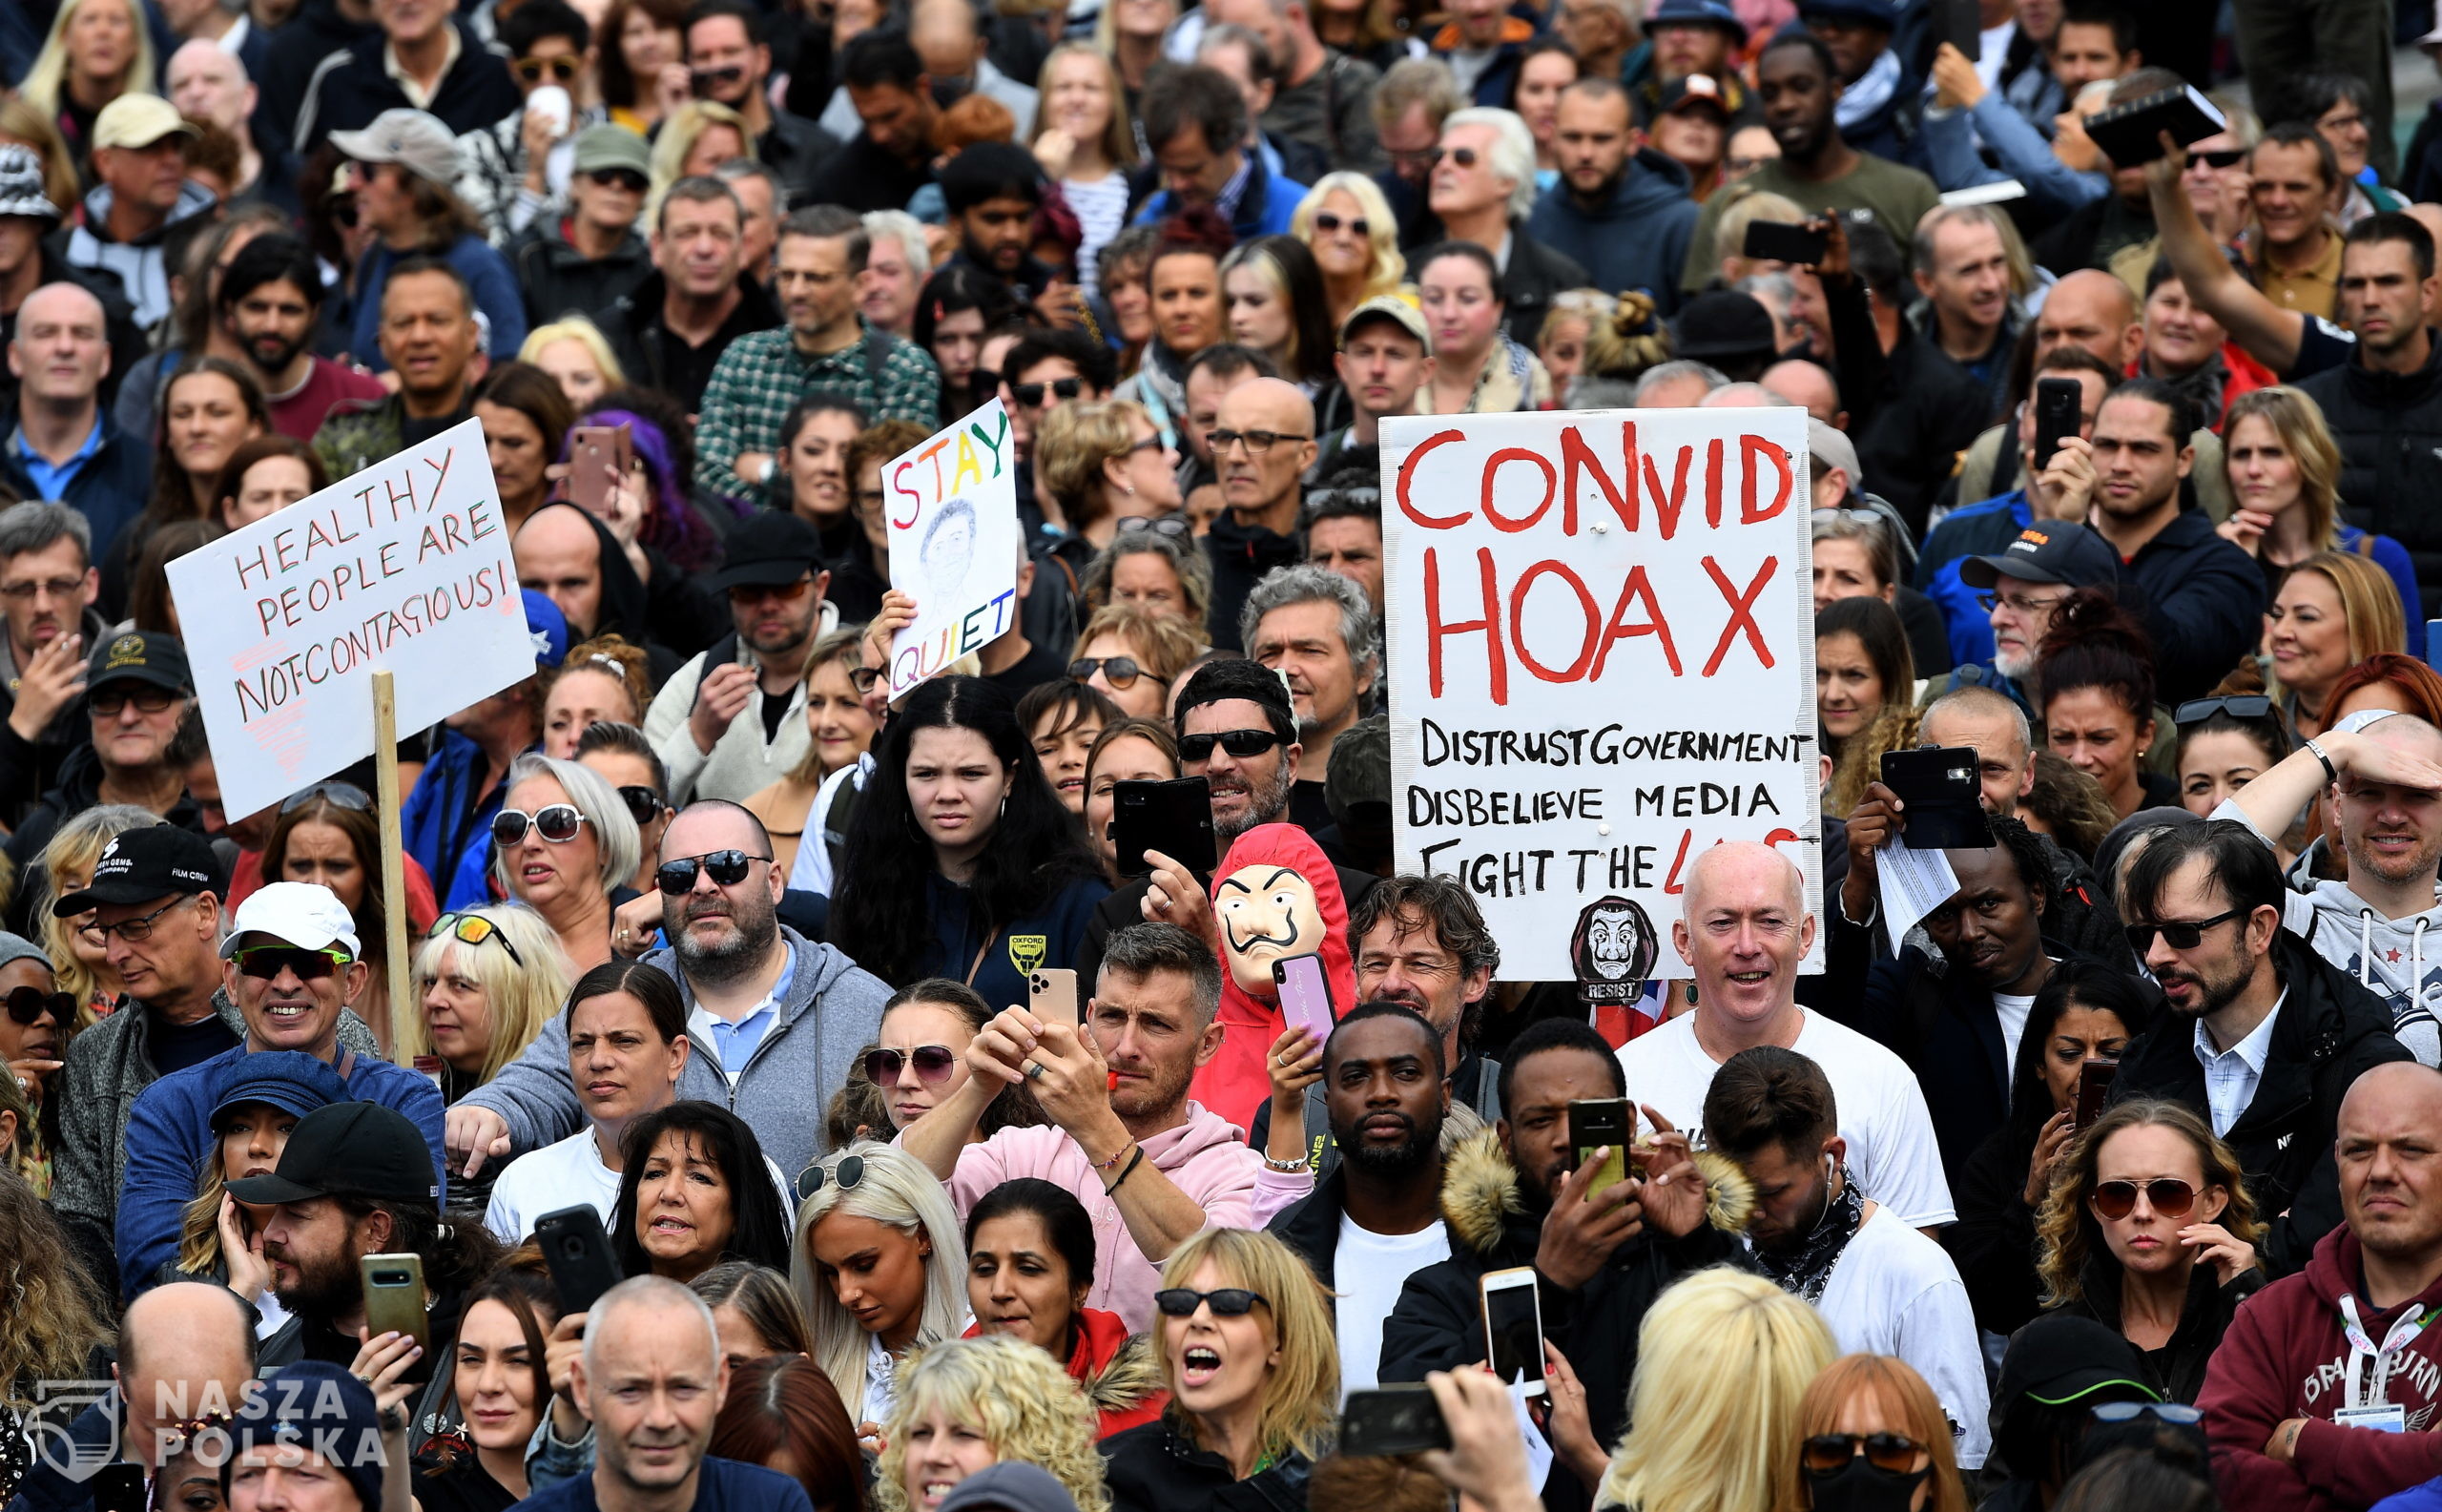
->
[756,457,777,487]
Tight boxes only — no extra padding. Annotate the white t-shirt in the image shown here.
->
[1814,1207,1993,1469]
[485,1127,800,1242]
[1993,989,2037,1077]
[1617,1010,1957,1227]
[1334,1214,1452,1396]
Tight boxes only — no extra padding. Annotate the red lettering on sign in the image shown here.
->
[1701,555,1778,676]
[1423,546,1506,702]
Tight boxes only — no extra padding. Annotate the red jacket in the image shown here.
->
[961,1307,1166,1440]
[2198,1225,2442,1510]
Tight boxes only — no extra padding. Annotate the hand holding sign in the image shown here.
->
[882,400,1021,698]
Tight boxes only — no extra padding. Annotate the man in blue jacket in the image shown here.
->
[114,881,447,1297]
[1133,64,1308,242]
[1528,78,1701,316]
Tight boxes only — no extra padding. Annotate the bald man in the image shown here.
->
[0,282,152,553]
[165,41,277,209]
[1616,841,1956,1229]
[1762,358,1845,426]
[1206,377,1317,650]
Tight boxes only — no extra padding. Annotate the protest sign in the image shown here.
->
[166,415,530,822]
[882,398,1021,698]
[1380,406,1823,980]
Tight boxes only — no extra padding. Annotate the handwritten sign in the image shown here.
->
[166,417,531,820]
[882,398,1021,698]
[1380,406,1823,979]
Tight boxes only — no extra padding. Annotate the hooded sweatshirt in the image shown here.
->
[1523,149,1701,317]
[1195,823,1356,1131]
[60,181,218,328]
[2199,1224,2442,1511]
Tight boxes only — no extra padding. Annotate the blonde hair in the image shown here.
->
[1712,187,1809,273]
[1072,601,1204,688]
[1581,290,1673,383]
[2289,549,2408,668]
[38,805,164,1025]
[1778,1356,1970,1512]
[790,1143,969,1424]
[649,100,751,199]
[520,316,630,390]
[1830,702,1922,821]
[2034,1099,2265,1307]
[1154,1229,1337,1465]
[1031,43,1139,169]
[395,904,571,1086]
[786,627,874,785]
[2224,385,2345,548]
[1602,1268,1837,1512]
[20,0,155,128]
[873,1336,1110,1512]
[1037,399,1157,524]
[1290,173,1407,300]
[0,98,85,217]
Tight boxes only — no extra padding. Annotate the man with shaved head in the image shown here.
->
[13,1280,256,1505]
[1206,376,1317,649]
[2200,1061,2442,1507]
[1616,841,1956,1230]
[165,40,285,211]
[0,282,150,553]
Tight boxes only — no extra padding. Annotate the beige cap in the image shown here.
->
[93,93,198,153]
[1339,295,1431,354]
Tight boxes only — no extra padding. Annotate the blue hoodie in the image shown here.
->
[1525,149,1702,318]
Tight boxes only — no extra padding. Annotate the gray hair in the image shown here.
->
[493,752,643,894]
[1101,922,1223,1025]
[1632,359,1729,404]
[582,1275,720,1376]
[1442,107,1538,220]
[713,156,784,205]
[1239,563,1380,690]
[0,500,93,570]
[1734,270,1798,319]
[861,209,934,279]
[1922,684,2035,755]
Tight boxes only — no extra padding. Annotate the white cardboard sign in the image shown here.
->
[881,398,1021,698]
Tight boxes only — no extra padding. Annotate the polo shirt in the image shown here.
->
[9,418,102,501]
[2259,230,2345,321]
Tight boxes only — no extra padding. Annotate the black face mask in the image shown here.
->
[1806,1459,1930,1512]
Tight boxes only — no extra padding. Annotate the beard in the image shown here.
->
[267,1238,361,1320]
[1212,756,1295,843]
[1337,1108,1445,1177]
[669,887,779,985]
[2154,945,2253,1021]
[244,327,309,378]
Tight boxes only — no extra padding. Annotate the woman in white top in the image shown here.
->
[1030,44,1139,303]
[793,1142,969,1436]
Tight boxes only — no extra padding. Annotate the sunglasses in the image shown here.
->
[1313,210,1371,238]
[864,1045,959,1084]
[616,784,665,828]
[282,780,372,814]
[2191,148,2248,169]
[1115,515,1191,539]
[848,665,884,694]
[2090,1401,2203,1426]
[1012,377,1085,406]
[1069,656,1146,689]
[1801,1433,1925,1478]
[1152,1287,1270,1317]
[430,911,525,967]
[232,946,348,982]
[1179,728,1280,764]
[515,55,582,82]
[4,987,70,1026]
[91,687,178,717]
[656,849,763,894]
[690,64,746,91]
[2091,1176,2198,1221]
[798,1151,865,1201]
[586,167,650,194]
[1430,146,1480,170]
[2122,907,2245,955]
[492,805,589,846]
[2174,694,2273,725]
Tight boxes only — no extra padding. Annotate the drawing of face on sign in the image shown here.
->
[1570,895,1658,1005]
[1216,862,1325,996]
[920,496,977,604]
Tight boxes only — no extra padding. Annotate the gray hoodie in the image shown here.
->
[457,925,890,1181]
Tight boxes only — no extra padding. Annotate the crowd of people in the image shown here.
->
[7,0,2442,1506]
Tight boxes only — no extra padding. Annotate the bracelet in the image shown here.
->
[2305,736,2336,784]
[1089,1140,1134,1173]
[1104,1144,1147,1194]
[1262,1153,1308,1173]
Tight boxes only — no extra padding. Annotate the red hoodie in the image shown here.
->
[2199,1225,2442,1510]
[1190,823,1356,1131]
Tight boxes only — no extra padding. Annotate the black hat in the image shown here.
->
[87,631,192,694]
[1647,0,1749,41]
[1657,73,1733,119]
[225,1101,439,1206]
[1995,1315,2162,1410]
[1672,290,1779,363]
[1959,520,2122,591]
[52,826,225,915]
[706,512,827,592]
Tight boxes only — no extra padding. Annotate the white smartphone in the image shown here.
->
[529,84,573,136]
[1480,1266,1546,1398]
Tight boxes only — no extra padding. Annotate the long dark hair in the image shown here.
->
[262,788,403,975]
[912,265,1020,421]
[1219,235,1336,387]
[432,1250,560,1470]
[829,676,1104,987]
[1999,960,2159,1158]
[610,1101,793,1277]
[147,357,270,524]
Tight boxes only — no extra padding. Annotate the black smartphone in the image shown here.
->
[1480,1267,1546,1398]
[1339,1384,1454,1457]
[2074,1058,2119,1129]
[1743,218,1829,267]
[2033,377,2082,473]
[535,1205,625,1315]
[1937,0,1981,60]
[1569,1097,1634,1198]
[2080,84,2229,166]
[1112,776,1216,878]
[91,1465,143,1512]
[1878,746,1992,850]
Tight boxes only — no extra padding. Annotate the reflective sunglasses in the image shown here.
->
[2190,148,2248,169]
[864,1045,959,1084]
[514,55,582,82]
[616,784,666,828]
[1012,377,1085,407]
[1115,515,1191,539]
[798,1151,865,1201]
[1069,656,1146,689]
[1178,728,1280,763]
[430,911,525,967]
[2122,907,2245,955]
[232,946,348,982]
[91,686,178,717]
[282,780,372,814]
[1313,210,1370,238]
[586,167,650,194]
[1801,1433,1925,1477]
[491,804,589,845]
[656,849,763,893]
[4,987,71,1026]
[2091,1177,2198,1221]
[1153,1287,1270,1317]
[2090,1401,2203,1426]
[2174,694,2273,726]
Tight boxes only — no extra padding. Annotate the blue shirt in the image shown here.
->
[693,946,796,1078]
[513,1457,813,1512]
[9,417,102,501]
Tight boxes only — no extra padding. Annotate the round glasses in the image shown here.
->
[492,805,589,846]
[864,1045,959,1084]
[2090,1177,2198,1221]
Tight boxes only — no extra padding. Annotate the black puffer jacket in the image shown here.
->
[2295,333,2442,615]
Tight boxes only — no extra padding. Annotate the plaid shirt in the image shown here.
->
[693,321,942,507]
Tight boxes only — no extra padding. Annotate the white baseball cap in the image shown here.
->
[220,881,362,961]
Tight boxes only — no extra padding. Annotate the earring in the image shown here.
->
[1123,482,1136,495]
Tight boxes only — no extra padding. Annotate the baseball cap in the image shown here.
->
[0,145,60,225]
[220,880,362,962]
[1338,295,1431,354]
[1658,74,1732,118]
[708,512,826,592]
[1996,1315,2162,1410]
[52,826,224,915]
[329,108,466,188]
[1959,520,2122,591]
[89,631,193,695]
[1673,290,1779,363]
[225,1101,439,1206]
[570,124,651,179]
[1646,0,1749,41]
[209,1049,353,1129]
[1808,418,1861,489]
[93,94,198,153]
[939,1464,1083,1512]
[231,1360,389,1510]
[524,590,570,669]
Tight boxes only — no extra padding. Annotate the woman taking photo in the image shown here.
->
[876,1334,1113,1512]
[1415,243,1549,415]
[260,782,438,1051]
[568,403,724,577]
[543,639,655,760]
[1219,237,1342,419]
[915,268,1023,425]
[1036,401,1183,554]
[2037,592,2176,822]
[1291,175,1407,332]
[1816,595,1916,820]
[710,1356,866,1512]
[965,1177,1165,1438]
[2218,385,2421,655]
[1787,1355,1971,1512]
[520,317,627,413]
[828,676,1110,1007]
[746,630,880,879]
[1081,530,1214,631]
[1084,719,1183,881]
[1020,682,1120,820]
[1102,1228,1335,1512]
[490,753,644,973]
[2266,549,2407,741]
[401,906,569,1105]
[612,1101,795,1283]
[869,979,1046,1143]
[2035,1100,2263,1401]
[794,1142,969,1432]
[213,436,327,532]
[1070,604,1203,721]
[1030,45,1137,302]
[342,134,525,368]
[475,362,575,534]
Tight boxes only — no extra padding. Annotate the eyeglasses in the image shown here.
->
[864,1045,959,1084]
[78,897,194,945]
[2123,908,2245,955]
[1153,1287,1270,1317]
[281,781,372,814]
[585,167,650,194]
[2174,694,2273,725]
[1011,377,1086,406]
[616,784,665,828]
[232,946,349,982]
[1116,515,1191,539]
[1811,507,1887,532]
[1724,155,1772,174]
[515,55,582,82]
[90,686,178,717]
[1976,590,2070,617]
[1179,728,1280,764]
[848,665,884,694]
[1800,1433,1926,1478]
[430,911,525,968]
[656,849,764,893]
[2089,1401,2202,1426]
[854,487,889,515]
[4,987,70,1026]
[2190,148,2248,169]
[491,804,590,846]
[1428,146,1480,170]
[2091,1177,2199,1221]
[1069,656,1146,689]
[798,1151,865,1200]
[1207,428,1311,455]
[1313,211,1370,238]
[0,577,82,602]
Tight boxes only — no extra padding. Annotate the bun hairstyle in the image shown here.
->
[2036,588,2157,725]
[1583,290,1674,383]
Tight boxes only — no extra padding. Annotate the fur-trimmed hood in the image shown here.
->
[1438,1127,1755,1256]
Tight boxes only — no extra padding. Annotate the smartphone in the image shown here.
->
[1937,0,1981,61]
[1112,776,1216,878]
[1480,1267,1546,1398]
[91,1464,143,1512]
[1569,1097,1634,1198]
[1028,967,1079,1030]
[535,1205,625,1315]
[1742,218,1829,267]
[2033,377,2082,473]
[1339,1384,1453,1457]
[2073,1058,2119,1130]
[1879,746,1992,850]
[360,1252,432,1384]
[569,423,632,514]
[1273,952,1335,1041]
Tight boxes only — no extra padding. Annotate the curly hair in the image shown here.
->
[2025,750,2121,863]
[2034,1098,2265,1308]
[874,1335,1109,1512]
[0,1170,108,1406]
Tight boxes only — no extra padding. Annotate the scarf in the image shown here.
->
[1834,50,1903,133]
[1755,1170,1866,1304]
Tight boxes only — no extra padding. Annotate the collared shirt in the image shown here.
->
[383,26,464,109]
[217,14,252,55]
[686,943,796,1082]
[692,321,942,505]
[9,417,103,501]
[2193,990,2286,1138]
[2259,229,2345,321]
[1214,153,1254,225]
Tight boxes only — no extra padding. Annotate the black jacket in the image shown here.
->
[1102,1419,1313,1512]
[1946,1117,2046,1336]
[2,743,209,918]
[1851,325,1996,533]
[0,604,112,831]
[1268,1162,1466,1302]
[594,271,784,409]
[507,217,653,328]
[758,108,844,208]
[2048,1255,2260,1405]
[2296,333,2442,614]
[260,0,377,161]
[1496,220,1588,344]
[802,130,936,215]
[2108,933,2411,1274]
[1203,511,1305,652]
[2111,506,2265,705]
[293,17,522,154]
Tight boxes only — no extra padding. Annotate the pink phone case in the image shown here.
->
[1274,953,1334,1041]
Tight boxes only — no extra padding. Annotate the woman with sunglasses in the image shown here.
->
[489,754,644,974]
[875,1334,1113,1512]
[1037,401,1185,555]
[543,639,656,760]
[1101,1228,1335,1512]
[34,804,156,1027]
[963,1178,1165,1439]
[1018,683,1121,821]
[401,904,569,1107]
[1080,530,1215,632]
[1290,175,1405,335]
[871,979,1044,1143]
[1070,604,1205,722]
[261,783,441,1055]
[793,1143,969,1436]
[0,938,68,1191]
[1083,719,1183,882]
[611,1099,796,1283]
[746,631,882,881]
[2034,1100,2263,1402]
[1786,1354,1970,1512]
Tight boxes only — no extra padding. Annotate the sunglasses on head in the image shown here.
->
[1012,377,1085,407]
[616,784,665,828]
[2174,694,2273,725]
[233,946,348,982]
[798,1151,865,1201]
[2191,148,2248,169]
[4,987,70,1026]
[656,849,764,894]
[430,911,524,967]
[1313,210,1370,238]
[1801,1433,1925,1478]
[1069,656,1146,689]
[492,804,589,846]
[2122,907,2245,955]
[515,55,582,82]
[1152,1287,1270,1317]
[282,780,372,814]
[1115,515,1191,539]
[1178,728,1280,763]
[586,167,651,194]
[2091,1176,2198,1221]
[865,1045,959,1084]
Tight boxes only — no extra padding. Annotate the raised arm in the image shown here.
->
[2146,138,2306,376]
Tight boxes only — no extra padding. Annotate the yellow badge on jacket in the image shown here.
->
[1009,935,1047,975]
